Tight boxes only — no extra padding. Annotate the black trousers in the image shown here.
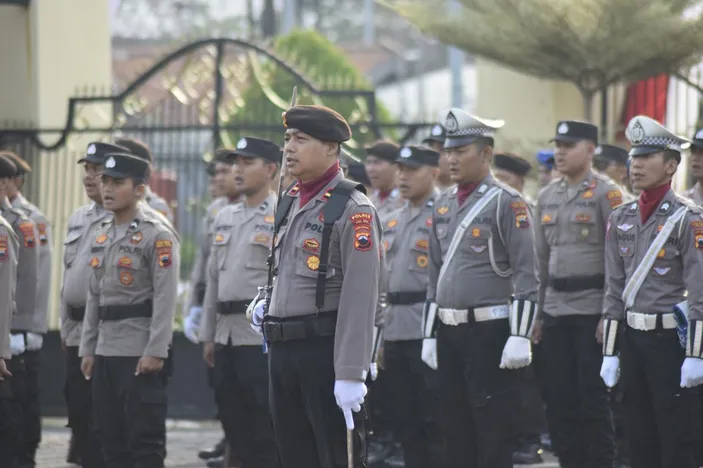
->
[516,364,547,446]
[268,336,367,468]
[8,349,41,467]
[621,327,700,468]
[92,355,168,468]
[541,314,614,468]
[213,344,279,468]
[64,346,106,467]
[0,373,13,465]
[436,319,522,468]
[384,340,446,468]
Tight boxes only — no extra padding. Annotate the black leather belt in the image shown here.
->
[99,301,152,321]
[68,305,85,321]
[217,300,252,316]
[263,311,337,343]
[386,291,427,305]
[548,274,605,292]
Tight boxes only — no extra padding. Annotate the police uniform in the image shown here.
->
[686,130,703,206]
[600,116,703,468]
[423,109,539,467]
[379,145,445,468]
[200,137,280,467]
[0,211,18,463]
[535,121,621,467]
[263,105,381,468]
[365,140,404,216]
[493,152,536,207]
[79,153,180,468]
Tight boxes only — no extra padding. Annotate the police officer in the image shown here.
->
[346,161,372,193]
[61,142,124,467]
[380,144,446,468]
[686,129,703,205]
[0,154,39,468]
[115,137,175,223]
[493,152,534,205]
[251,105,381,468]
[536,150,555,189]
[364,140,404,216]
[200,137,281,468]
[600,115,703,468]
[79,153,180,468]
[422,124,452,191]
[422,109,539,467]
[594,144,630,187]
[533,120,621,468]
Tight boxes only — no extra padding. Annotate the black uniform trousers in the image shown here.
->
[8,348,41,467]
[436,319,522,468]
[269,335,367,468]
[213,343,279,468]
[64,346,106,467]
[92,355,168,468]
[0,373,14,465]
[541,314,615,468]
[621,327,700,468]
[384,339,446,468]
[515,364,548,447]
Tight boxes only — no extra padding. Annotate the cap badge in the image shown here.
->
[445,112,459,132]
[595,146,602,155]
[558,122,569,134]
[400,147,412,158]
[237,138,247,149]
[630,120,645,144]
[431,125,442,136]
[105,157,116,168]
[696,130,703,140]
[87,144,96,155]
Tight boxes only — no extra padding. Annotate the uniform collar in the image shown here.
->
[556,170,597,193]
[10,193,28,208]
[448,174,495,198]
[286,171,345,202]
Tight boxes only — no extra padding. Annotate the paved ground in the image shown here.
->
[37,418,560,467]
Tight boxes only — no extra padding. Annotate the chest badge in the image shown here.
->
[575,213,590,222]
[264,215,274,224]
[470,245,487,253]
[131,232,143,244]
[90,256,100,268]
[541,214,552,224]
[657,248,666,259]
[96,233,108,244]
[120,271,133,285]
[387,219,397,228]
[415,239,429,251]
[303,238,320,253]
[437,206,449,215]
[306,255,320,271]
[618,223,634,232]
[471,228,481,238]
[653,267,671,276]
[581,227,590,238]
[215,233,225,243]
[582,190,594,199]
[118,256,132,268]
[416,254,428,268]
[619,246,630,255]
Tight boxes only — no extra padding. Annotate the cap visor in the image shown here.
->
[690,140,703,150]
[629,146,664,157]
[78,155,104,165]
[549,135,584,143]
[101,168,130,179]
[422,136,444,145]
[395,159,424,168]
[444,135,480,149]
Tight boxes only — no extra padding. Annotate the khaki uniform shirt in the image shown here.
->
[686,183,703,206]
[145,186,174,224]
[201,195,275,346]
[12,194,52,333]
[0,216,18,359]
[535,171,626,317]
[270,171,381,381]
[188,197,228,309]
[603,191,703,321]
[370,188,404,217]
[60,203,110,346]
[428,174,538,308]
[381,192,437,341]
[79,206,180,359]
[1,199,38,332]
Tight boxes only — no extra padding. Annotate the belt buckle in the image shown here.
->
[442,310,458,326]
[633,314,647,331]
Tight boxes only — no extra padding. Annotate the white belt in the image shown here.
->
[626,311,677,331]
[438,305,509,326]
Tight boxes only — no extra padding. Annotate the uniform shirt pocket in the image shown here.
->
[540,212,557,245]
[465,225,490,256]
[63,230,82,268]
[570,211,599,244]
[409,235,430,272]
[114,254,144,287]
[294,234,334,279]
[651,244,681,282]
[212,231,232,270]
[247,231,271,270]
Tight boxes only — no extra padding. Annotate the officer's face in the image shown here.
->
[629,152,678,190]
[234,156,275,197]
[83,162,102,201]
[101,176,144,211]
[214,162,237,198]
[604,162,628,185]
[397,164,437,202]
[283,129,337,181]
[364,155,396,191]
[445,143,489,184]
[554,140,594,177]
[208,176,222,199]
[493,168,524,192]
[690,147,703,179]
[538,166,552,188]
[427,141,451,185]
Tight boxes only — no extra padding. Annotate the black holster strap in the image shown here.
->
[99,301,152,321]
[217,300,252,316]
[548,274,605,292]
[386,291,427,305]
[68,305,86,321]
[263,311,338,343]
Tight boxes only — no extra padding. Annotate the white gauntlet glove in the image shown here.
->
[421,338,438,370]
[26,333,43,351]
[600,355,620,388]
[334,379,367,430]
[184,306,203,344]
[10,334,25,356]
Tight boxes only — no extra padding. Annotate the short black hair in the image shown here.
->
[663,150,681,164]
[475,136,495,151]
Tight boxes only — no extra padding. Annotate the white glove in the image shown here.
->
[251,299,265,326]
[10,334,25,356]
[681,357,703,388]
[25,333,43,351]
[334,379,367,430]
[499,336,532,369]
[421,338,438,370]
[600,355,620,388]
[183,306,203,344]
[369,363,378,381]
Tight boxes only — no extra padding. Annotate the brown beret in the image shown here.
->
[365,140,400,163]
[493,152,531,176]
[0,151,31,174]
[283,105,351,143]
[115,138,152,163]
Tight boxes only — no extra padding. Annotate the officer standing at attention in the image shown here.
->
[79,153,180,468]
[0,207,18,463]
[492,152,535,206]
[600,115,703,468]
[686,129,703,205]
[422,124,452,191]
[251,105,381,468]
[364,140,404,216]
[422,108,539,467]
[200,137,281,468]
[379,145,446,468]
[0,154,39,468]
[536,150,556,189]
[532,120,621,468]
[115,137,175,223]
[594,144,631,188]
[60,142,124,467]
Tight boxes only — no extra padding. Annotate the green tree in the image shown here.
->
[385,0,703,121]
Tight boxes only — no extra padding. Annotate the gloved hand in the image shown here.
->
[10,334,25,356]
[499,336,532,369]
[184,306,203,344]
[421,338,437,370]
[681,357,703,388]
[369,363,378,381]
[334,379,367,430]
[251,299,265,326]
[600,355,620,388]
[25,332,43,351]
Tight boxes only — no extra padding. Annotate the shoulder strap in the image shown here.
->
[315,179,364,311]
[489,189,512,278]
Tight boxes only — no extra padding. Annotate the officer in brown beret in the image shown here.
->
[364,140,404,216]
[250,104,381,467]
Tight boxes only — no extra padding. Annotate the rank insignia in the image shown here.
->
[629,203,638,212]
[354,230,372,252]
[350,212,373,226]
[415,239,428,251]
[437,206,449,215]
[516,213,529,229]
[120,271,133,285]
[659,201,672,214]
[582,190,594,199]
[96,233,108,244]
[657,225,664,232]
[307,255,320,271]
[426,217,432,227]
[287,183,300,196]
[155,239,172,249]
[90,256,100,268]
[471,228,481,237]
[416,254,428,268]
[691,220,703,229]
[387,219,398,228]
[541,214,553,224]
[575,213,590,223]
[254,233,270,244]
[264,215,275,224]
[0,235,7,262]
[318,212,325,222]
[302,238,320,253]
[130,232,143,244]
[118,256,132,268]
[470,245,487,253]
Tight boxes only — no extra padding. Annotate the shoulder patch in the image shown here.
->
[18,221,35,248]
[606,189,623,209]
[37,222,48,245]
[0,235,8,262]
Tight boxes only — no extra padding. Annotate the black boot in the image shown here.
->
[199,437,227,460]
[512,442,543,465]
